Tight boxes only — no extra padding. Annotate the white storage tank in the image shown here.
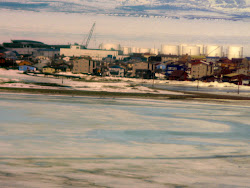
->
[206,45,223,57]
[99,43,121,51]
[196,44,205,55]
[227,46,243,59]
[179,44,187,55]
[122,47,131,55]
[131,47,137,53]
[182,45,200,56]
[139,48,150,53]
[150,48,159,55]
[161,45,179,55]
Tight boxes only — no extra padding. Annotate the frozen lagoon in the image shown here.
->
[0,93,249,187]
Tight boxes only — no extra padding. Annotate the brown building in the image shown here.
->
[218,58,236,70]
[169,70,188,81]
[72,58,96,74]
[18,61,32,66]
[190,61,213,79]
[0,57,5,64]
[241,57,250,74]
[157,55,180,63]
[131,62,156,78]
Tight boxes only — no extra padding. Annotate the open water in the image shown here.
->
[0,93,249,187]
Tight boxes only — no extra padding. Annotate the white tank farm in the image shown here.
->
[161,45,179,55]
[122,47,131,55]
[196,44,205,55]
[181,45,200,56]
[99,43,121,51]
[227,46,243,59]
[150,48,159,55]
[179,44,187,55]
[139,48,150,53]
[131,47,140,53]
[205,45,223,57]
[131,47,137,53]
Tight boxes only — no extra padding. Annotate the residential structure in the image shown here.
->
[0,57,5,64]
[19,65,36,72]
[72,58,96,74]
[169,70,188,81]
[190,61,213,79]
[42,66,56,74]
[18,61,32,66]
[131,62,156,78]
[157,55,180,62]
[165,64,185,77]
[108,65,125,77]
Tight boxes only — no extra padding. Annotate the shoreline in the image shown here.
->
[0,87,250,101]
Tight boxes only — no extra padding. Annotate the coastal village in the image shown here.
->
[0,39,250,87]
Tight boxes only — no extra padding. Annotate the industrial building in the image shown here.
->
[60,45,119,60]
[2,40,70,56]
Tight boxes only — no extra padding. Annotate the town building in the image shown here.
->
[108,65,125,77]
[190,61,213,79]
[60,45,119,60]
[2,40,70,55]
[0,57,5,65]
[42,66,56,74]
[33,49,60,58]
[165,64,185,77]
[18,61,32,66]
[169,70,188,81]
[157,55,180,63]
[19,65,36,72]
[72,58,96,74]
[131,62,156,78]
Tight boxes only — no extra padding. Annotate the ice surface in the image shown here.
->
[0,93,249,187]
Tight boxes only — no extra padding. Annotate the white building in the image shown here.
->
[60,45,119,60]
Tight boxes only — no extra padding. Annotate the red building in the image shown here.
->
[169,70,188,81]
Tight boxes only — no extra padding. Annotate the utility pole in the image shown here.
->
[238,81,240,94]
[152,70,155,87]
[197,69,199,91]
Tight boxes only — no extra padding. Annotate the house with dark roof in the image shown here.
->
[108,65,125,77]
[165,64,185,77]
[19,65,36,72]
[169,70,188,81]
[0,57,5,65]
[131,62,156,79]
[190,61,213,79]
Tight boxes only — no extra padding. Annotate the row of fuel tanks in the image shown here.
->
[99,43,243,59]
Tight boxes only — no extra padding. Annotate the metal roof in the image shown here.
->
[12,40,44,44]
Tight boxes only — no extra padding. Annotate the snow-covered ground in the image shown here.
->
[0,69,249,97]
[0,69,183,95]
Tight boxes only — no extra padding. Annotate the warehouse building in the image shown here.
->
[60,45,119,60]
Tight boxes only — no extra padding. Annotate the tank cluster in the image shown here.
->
[99,43,243,59]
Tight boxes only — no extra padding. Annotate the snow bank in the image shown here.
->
[0,69,184,95]
[1,69,249,96]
